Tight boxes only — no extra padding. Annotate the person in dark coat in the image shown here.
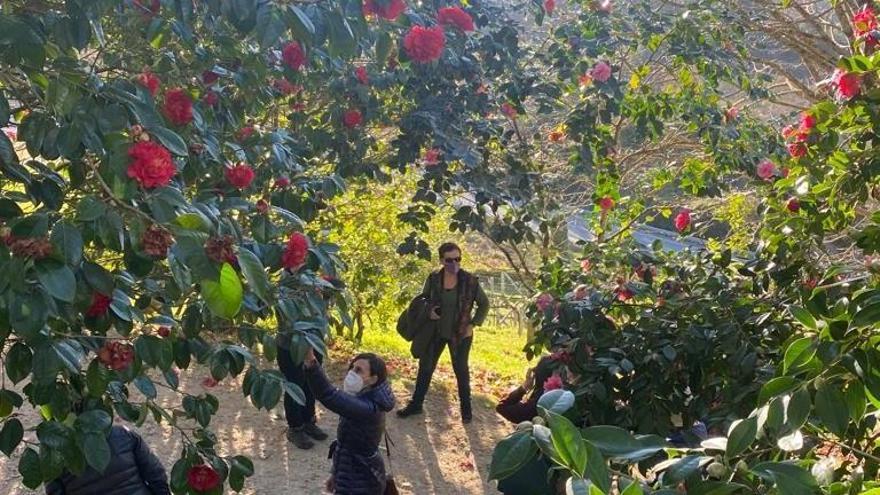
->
[303,348,395,495]
[397,242,489,423]
[495,356,562,495]
[45,424,170,495]
[277,331,329,449]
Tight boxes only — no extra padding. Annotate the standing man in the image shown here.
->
[277,331,329,449]
[397,242,490,423]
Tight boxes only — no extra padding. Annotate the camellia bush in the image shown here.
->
[490,3,880,495]
[0,0,539,493]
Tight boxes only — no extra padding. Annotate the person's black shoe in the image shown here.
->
[303,422,329,441]
[461,411,473,424]
[287,426,314,450]
[396,403,423,418]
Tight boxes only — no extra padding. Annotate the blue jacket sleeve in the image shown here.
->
[129,429,171,495]
[305,366,379,420]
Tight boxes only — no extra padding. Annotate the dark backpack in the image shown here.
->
[396,295,432,342]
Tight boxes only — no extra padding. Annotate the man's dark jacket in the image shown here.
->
[45,425,170,495]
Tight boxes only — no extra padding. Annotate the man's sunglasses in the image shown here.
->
[443,257,462,264]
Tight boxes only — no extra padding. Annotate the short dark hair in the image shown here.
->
[438,242,461,258]
[350,352,388,385]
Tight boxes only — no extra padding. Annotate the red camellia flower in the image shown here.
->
[97,341,134,371]
[204,235,237,264]
[787,142,807,158]
[201,91,219,106]
[202,70,219,85]
[187,464,221,492]
[437,7,475,32]
[136,71,161,97]
[275,177,291,188]
[615,284,634,301]
[5,236,53,259]
[282,232,310,270]
[363,0,407,20]
[273,78,301,95]
[423,148,441,166]
[786,198,801,213]
[853,6,878,37]
[236,126,255,141]
[500,102,517,119]
[256,199,270,214]
[403,25,446,64]
[343,109,363,129]
[141,224,174,258]
[282,42,307,71]
[674,209,691,232]
[86,292,113,318]
[831,68,861,100]
[225,163,255,189]
[158,326,171,337]
[127,141,176,189]
[543,374,563,392]
[355,66,369,85]
[544,0,556,15]
[162,88,193,126]
[598,196,615,211]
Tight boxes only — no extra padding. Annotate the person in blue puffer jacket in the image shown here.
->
[303,348,396,495]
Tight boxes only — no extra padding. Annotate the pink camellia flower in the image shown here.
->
[535,293,554,312]
[543,374,563,392]
[831,69,861,100]
[580,259,591,272]
[757,159,778,181]
[673,208,691,232]
[598,196,615,211]
[786,198,801,213]
[423,148,441,166]
[355,66,369,85]
[853,6,878,38]
[781,125,797,139]
[591,61,612,82]
[544,0,555,15]
[800,112,817,131]
[725,106,739,121]
[501,102,517,119]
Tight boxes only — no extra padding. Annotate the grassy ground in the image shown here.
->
[332,324,535,398]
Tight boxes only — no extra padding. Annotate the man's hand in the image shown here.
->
[429,306,441,321]
[522,367,535,390]
[303,347,318,368]
[462,324,474,338]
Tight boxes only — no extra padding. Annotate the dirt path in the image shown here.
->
[0,355,515,494]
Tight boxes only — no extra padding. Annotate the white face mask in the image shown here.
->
[342,370,365,394]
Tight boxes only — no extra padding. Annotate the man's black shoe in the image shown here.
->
[303,422,329,441]
[396,403,423,418]
[461,411,473,424]
[287,426,315,450]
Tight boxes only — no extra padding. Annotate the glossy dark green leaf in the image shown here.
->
[489,431,538,481]
[0,418,23,456]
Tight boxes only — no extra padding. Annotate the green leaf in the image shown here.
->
[82,432,111,472]
[200,262,243,319]
[750,462,819,495]
[18,447,41,489]
[289,5,315,39]
[547,410,588,476]
[5,343,32,385]
[725,417,757,459]
[0,418,23,456]
[581,426,667,462]
[758,376,798,404]
[844,383,866,425]
[35,260,77,303]
[852,300,880,328]
[147,126,187,156]
[664,455,707,483]
[583,440,610,493]
[538,389,576,414]
[175,212,211,231]
[326,11,356,59]
[50,220,83,265]
[82,261,115,294]
[785,388,811,431]
[134,335,174,371]
[237,248,273,305]
[86,359,110,397]
[814,380,849,437]
[75,410,111,434]
[620,481,644,495]
[789,306,817,330]
[489,432,538,481]
[782,337,816,375]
